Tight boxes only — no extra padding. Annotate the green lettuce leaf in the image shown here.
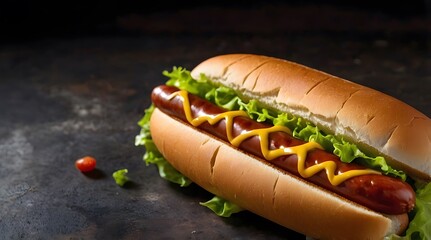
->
[112,169,130,187]
[164,67,213,98]
[404,181,431,239]
[200,196,243,217]
[332,139,405,180]
[385,181,431,240]
[135,104,192,187]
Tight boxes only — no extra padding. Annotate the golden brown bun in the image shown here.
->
[150,108,408,239]
[190,54,431,180]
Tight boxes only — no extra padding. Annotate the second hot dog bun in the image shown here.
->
[150,108,409,239]
[190,54,431,180]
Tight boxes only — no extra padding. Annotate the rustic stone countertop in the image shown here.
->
[0,2,429,239]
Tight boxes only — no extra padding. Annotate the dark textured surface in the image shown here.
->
[0,2,430,239]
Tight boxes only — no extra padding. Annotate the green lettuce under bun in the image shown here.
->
[135,67,431,237]
[200,196,243,217]
[135,104,192,187]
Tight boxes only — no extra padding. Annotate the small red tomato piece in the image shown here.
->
[75,156,97,172]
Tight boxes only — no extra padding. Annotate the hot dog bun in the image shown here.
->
[150,108,409,239]
[190,54,431,180]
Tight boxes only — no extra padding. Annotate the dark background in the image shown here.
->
[1,0,430,41]
[0,1,430,239]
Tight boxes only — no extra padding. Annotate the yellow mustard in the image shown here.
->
[169,90,380,186]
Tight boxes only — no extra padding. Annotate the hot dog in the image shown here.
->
[151,84,415,215]
[136,54,431,239]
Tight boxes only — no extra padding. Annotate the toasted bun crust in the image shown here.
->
[150,108,407,239]
[190,54,431,180]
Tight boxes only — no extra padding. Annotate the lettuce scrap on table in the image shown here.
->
[112,169,130,187]
[135,67,431,237]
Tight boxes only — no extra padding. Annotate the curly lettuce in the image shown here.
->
[112,169,130,187]
[403,181,431,239]
[200,196,243,217]
[135,104,192,187]
[135,66,430,237]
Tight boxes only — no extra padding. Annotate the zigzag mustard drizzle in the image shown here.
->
[170,90,380,186]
